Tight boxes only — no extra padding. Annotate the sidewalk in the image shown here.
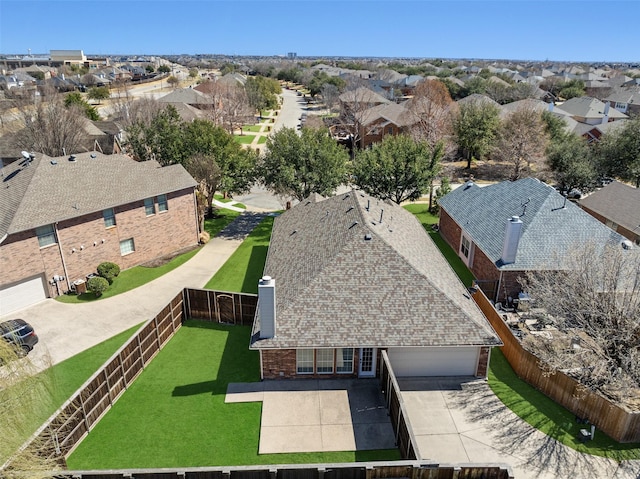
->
[5,212,267,373]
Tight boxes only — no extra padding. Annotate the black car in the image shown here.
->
[0,319,39,357]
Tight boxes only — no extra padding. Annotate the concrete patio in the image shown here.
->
[225,378,396,454]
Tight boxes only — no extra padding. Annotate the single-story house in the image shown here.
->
[250,191,501,380]
[579,181,640,245]
[556,96,627,125]
[0,152,199,314]
[438,178,631,303]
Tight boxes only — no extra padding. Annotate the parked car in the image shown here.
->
[0,319,39,357]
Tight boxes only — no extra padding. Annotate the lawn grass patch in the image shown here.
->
[257,136,267,144]
[205,215,275,294]
[242,124,262,133]
[1,324,142,463]
[213,195,246,210]
[234,134,255,144]
[56,248,201,304]
[489,349,640,460]
[66,321,399,469]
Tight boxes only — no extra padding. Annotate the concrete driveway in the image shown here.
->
[225,379,395,454]
[398,378,640,479]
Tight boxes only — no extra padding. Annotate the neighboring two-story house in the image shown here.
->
[0,152,199,314]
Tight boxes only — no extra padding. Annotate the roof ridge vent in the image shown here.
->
[68,155,76,162]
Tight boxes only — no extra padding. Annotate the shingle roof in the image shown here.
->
[557,96,627,120]
[251,190,500,350]
[358,102,414,128]
[0,152,196,237]
[580,181,640,234]
[339,87,391,105]
[158,88,212,105]
[438,178,628,271]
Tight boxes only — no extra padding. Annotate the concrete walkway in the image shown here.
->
[1,212,268,373]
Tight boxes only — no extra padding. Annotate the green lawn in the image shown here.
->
[242,124,262,133]
[57,248,201,304]
[234,134,256,144]
[1,324,142,463]
[205,215,275,293]
[204,208,241,238]
[489,349,640,460]
[213,195,246,210]
[66,322,400,469]
[257,136,267,144]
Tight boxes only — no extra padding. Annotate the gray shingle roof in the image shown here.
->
[438,178,629,271]
[158,88,212,105]
[557,96,627,120]
[580,181,640,234]
[0,152,196,237]
[251,190,499,350]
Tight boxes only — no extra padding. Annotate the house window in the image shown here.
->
[103,208,116,228]
[316,349,334,374]
[157,194,168,212]
[144,197,155,216]
[296,349,314,374]
[387,126,393,135]
[614,102,627,113]
[461,236,471,258]
[119,238,135,256]
[36,224,57,248]
[336,348,354,373]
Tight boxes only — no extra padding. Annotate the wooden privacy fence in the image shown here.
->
[379,351,418,460]
[63,460,513,479]
[11,289,258,469]
[473,289,640,443]
[184,288,257,326]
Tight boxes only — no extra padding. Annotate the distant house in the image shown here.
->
[356,102,415,148]
[556,96,627,125]
[579,181,640,245]
[250,190,501,380]
[438,178,630,303]
[603,87,640,116]
[0,152,198,314]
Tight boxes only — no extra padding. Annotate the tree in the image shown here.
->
[245,76,280,114]
[493,106,548,180]
[321,83,340,114]
[157,65,171,74]
[87,86,110,104]
[0,342,60,479]
[64,91,99,120]
[259,127,350,201]
[125,105,185,165]
[166,75,179,88]
[453,100,501,168]
[145,65,155,73]
[460,76,487,98]
[183,119,257,199]
[353,135,444,204]
[520,243,640,400]
[189,68,199,79]
[186,154,222,231]
[407,79,455,149]
[597,115,640,187]
[546,133,597,193]
[14,93,87,157]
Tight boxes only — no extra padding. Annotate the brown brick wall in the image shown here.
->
[438,208,462,253]
[475,346,490,378]
[0,187,198,296]
[261,348,360,380]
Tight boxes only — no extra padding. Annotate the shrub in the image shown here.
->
[87,276,109,297]
[97,262,120,284]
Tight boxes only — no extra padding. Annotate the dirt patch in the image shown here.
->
[139,244,201,268]
[444,159,513,183]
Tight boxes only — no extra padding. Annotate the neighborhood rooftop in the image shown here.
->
[0,151,196,237]
[251,190,499,350]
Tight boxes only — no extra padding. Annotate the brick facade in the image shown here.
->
[1,187,198,297]
[260,348,361,380]
[475,346,490,378]
[438,208,462,257]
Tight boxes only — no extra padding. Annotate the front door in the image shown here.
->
[358,348,377,377]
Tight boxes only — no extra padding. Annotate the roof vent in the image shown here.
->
[68,155,76,162]
[364,234,372,241]
[90,153,97,158]
[349,221,359,229]
[621,239,633,250]
[50,160,57,165]
[464,180,474,190]
[346,206,354,213]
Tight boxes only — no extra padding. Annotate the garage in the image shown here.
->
[0,274,48,315]
[387,346,480,377]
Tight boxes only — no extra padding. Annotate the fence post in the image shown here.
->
[104,369,113,405]
[79,391,90,434]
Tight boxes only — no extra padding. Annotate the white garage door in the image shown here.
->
[0,275,48,315]
[387,347,479,377]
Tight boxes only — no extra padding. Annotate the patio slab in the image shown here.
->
[226,378,395,454]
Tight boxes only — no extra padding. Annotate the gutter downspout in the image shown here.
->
[496,270,503,303]
[55,222,71,291]
[192,187,200,240]
[259,350,264,381]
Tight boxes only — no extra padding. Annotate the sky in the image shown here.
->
[1,1,638,63]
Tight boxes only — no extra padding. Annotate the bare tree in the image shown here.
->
[493,106,548,180]
[185,153,222,230]
[520,243,640,403]
[13,93,86,157]
[406,79,456,151]
[320,83,340,114]
[198,80,252,134]
[0,342,60,479]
